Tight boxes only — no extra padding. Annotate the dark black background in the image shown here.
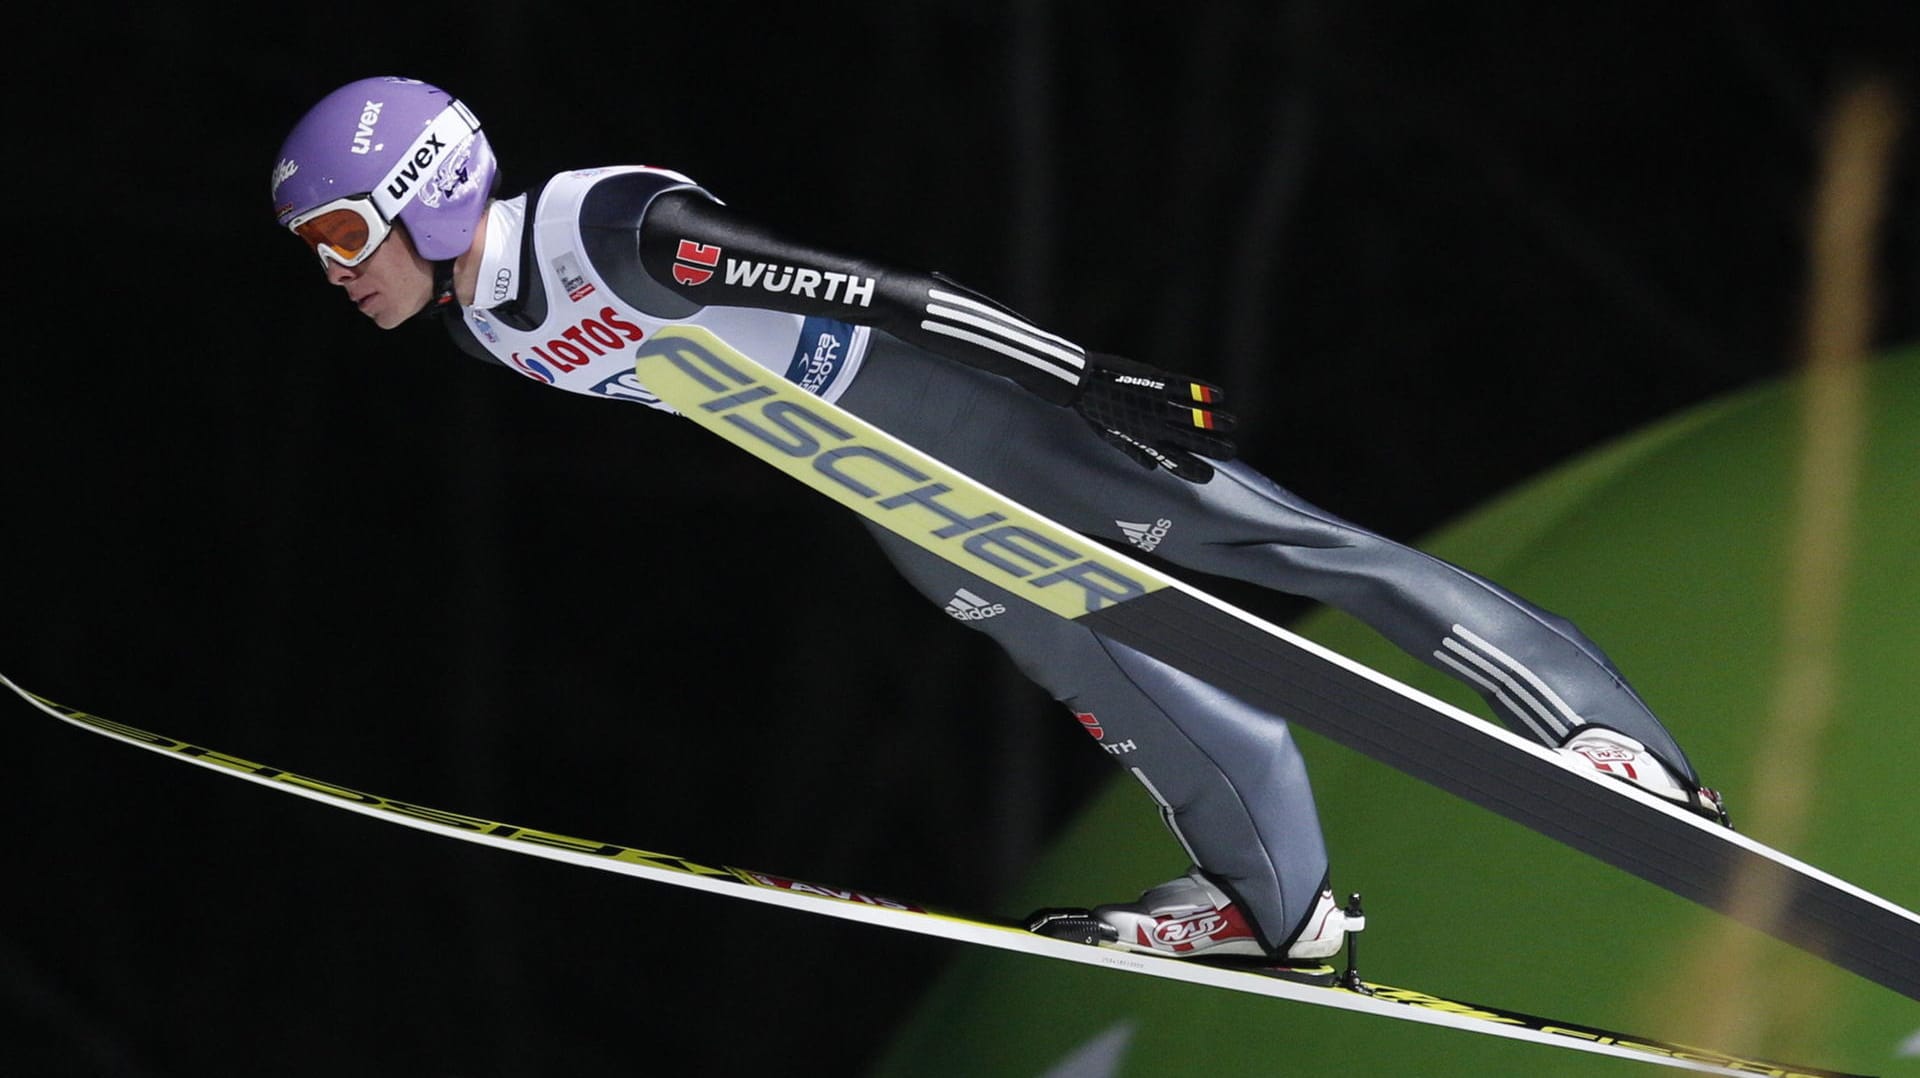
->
[8,5,1917,1074]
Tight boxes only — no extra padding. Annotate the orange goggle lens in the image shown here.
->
[289,200,388,267]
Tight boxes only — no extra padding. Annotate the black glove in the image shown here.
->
[1072,354,1236,483]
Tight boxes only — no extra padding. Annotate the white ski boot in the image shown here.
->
[1029,869,1352,963]
[1558,726,1731,826]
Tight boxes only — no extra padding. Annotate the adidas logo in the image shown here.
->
[1118,518,1173,553]
[945,588,1007,622]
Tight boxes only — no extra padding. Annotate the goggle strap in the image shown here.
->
[368,102,483,220]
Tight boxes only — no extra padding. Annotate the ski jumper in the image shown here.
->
[443,166,1702,952]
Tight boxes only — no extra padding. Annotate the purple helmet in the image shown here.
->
[271,76,497,262]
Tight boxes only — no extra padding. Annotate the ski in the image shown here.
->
[3,674,1860,1077]
[634,325,1920,1001]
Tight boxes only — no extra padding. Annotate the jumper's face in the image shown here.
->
[321,222,435,329]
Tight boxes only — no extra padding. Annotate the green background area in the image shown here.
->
[878,351,1919,1076]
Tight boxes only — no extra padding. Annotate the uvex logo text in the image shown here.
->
[385,133,448,201]
[371,103,479,217]
[350,100,384,154]
[641,330,1156,619]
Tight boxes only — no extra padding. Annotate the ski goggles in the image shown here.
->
[287,194,392,268]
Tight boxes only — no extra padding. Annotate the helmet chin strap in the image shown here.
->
[422,258,460,320]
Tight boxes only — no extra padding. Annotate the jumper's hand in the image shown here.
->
[1072,354,1236,483]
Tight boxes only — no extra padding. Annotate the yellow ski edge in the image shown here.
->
[2,677,1860,1078]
